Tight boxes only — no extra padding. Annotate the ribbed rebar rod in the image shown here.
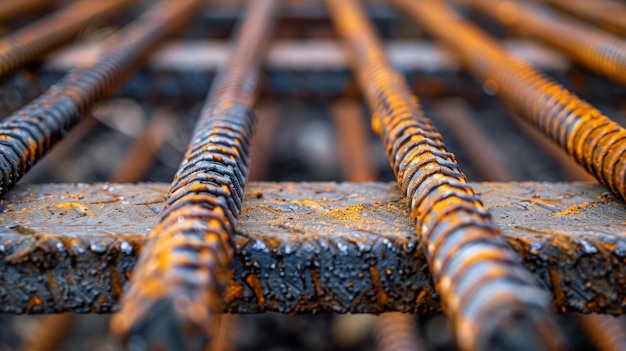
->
[0,0,136,80]
[455,0,626,86]
[393,0,626,203]
[324,1,562,351]
[111,1,278,350]
[0,0,201,197]
[538,0,626,37]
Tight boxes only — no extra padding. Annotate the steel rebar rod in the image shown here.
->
[0,0,136,80]
[111,1,278,350]
[392,0,626,202]
[0,0,202,197]
[538,0,626,37]
[455,0,626,86]
[324,1,563,351]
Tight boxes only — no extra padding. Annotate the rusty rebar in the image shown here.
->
[577,314,626,351]
[393,0,626,203]
[0,0,136,80]
[538,0,626,37]
[0,0,202,197]
[324,1,562,351]
[111,1,278,350]
[455,0,626,86]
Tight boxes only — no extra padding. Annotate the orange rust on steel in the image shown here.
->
[0,0,137,79]
[393,0,626,203]
[433,99,514,182]
[325,1,562,351]
[111,1,278,350]
[0,0,53,23]
[577,315,626,351]
[374,313,425,351]
[0,0,202,197]
[538,0,626,38]
[456,0,626,86]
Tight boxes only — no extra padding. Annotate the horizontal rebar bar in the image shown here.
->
[393,0,626,203]
[324,1,562,351]
[0,0,202,197]
[2,181,625,315]
[111,1,278,350]
[0,0,136,80]
[456,0,626,86]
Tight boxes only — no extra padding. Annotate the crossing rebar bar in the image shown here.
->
[0,0,201,197]
[324,1,563,350]
[456,0,626,86]
[393,0,626,203]
[0,0,136,80]
[111,1,278,350]
[538,0,626,37]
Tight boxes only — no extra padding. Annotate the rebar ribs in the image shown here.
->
[324,1,562,351]
[111,1,278,350]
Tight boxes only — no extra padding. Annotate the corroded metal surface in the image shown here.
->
[0,182,625,316]
[0,0,135,79]
[393,0,626,203]
[457,0,626,86]
[325,1,561,350]
[111,1,278,350]
[0,0,201,197]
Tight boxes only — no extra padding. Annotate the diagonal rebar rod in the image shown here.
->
[0,0,137,80]
[455,0,626,86]
[324,1,563,350]
[111,1,278,350]
[0,0,201,197]
[537,0,626,37]
[393,0,626,203]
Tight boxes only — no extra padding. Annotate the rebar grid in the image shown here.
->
[0,0,137,80]
[456,0,626,86]
[0,0,201,197]
[324,0,562,350]
[393,0,626,203]
[111,1,278,349]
